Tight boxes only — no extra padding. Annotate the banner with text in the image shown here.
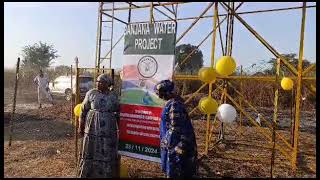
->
[119,21,176,162]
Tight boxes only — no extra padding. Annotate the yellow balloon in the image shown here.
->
[198,67,216,83]
[120,164,129,178]
[74,104,82,117]
[198,97,218,114]
[215,56,236,76]
[281,77,294,90]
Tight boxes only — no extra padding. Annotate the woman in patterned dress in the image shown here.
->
[155,80,198,178]
[77,74,120,178]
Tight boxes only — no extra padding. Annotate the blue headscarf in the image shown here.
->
[154,80,175,98]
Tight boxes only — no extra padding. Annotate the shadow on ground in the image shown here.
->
[4,112,74,142]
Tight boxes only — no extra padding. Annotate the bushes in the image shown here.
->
[4,69,16,89]
[174,78,315,111]
[4,67,72,90]
[5,67,314,111]
[4,68,37,90]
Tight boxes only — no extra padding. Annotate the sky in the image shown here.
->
[4,2,316,71]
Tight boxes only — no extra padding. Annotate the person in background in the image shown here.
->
[154,80,198,178]
[77,74,120,178]
[33,69,54,108]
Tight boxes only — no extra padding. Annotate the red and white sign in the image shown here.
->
[119,104,162,146]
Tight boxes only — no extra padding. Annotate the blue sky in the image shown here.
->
[4,2,316,71]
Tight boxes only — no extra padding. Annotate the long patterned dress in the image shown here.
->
[160,96,198,178]
[77,89,119,178]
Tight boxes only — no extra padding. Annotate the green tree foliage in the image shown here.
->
[21,41,59,71]
[54,65,71,75]
[46,65,72,81]
[263,53,313,76]
[174,44,204,96]
[175,44,204,74]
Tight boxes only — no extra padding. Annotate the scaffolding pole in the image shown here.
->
[109,2,115,69]
[239,65,243,135]
[92,2,315,176]
[176,16,227,70]
[270,58,281,178]
[221,2,299,77]
[173,74,315,81]
[126,5,315,24]
[176,2,214,44]
[291,2,307,174]
[95,2,103,85]
[205,2,218,155]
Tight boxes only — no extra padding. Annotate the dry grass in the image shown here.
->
[3,89,316,178]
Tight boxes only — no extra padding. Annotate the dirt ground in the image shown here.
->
[3,88,316,178]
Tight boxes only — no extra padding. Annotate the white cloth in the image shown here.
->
[255,113,261,126]
[34,74,53,104]
[34,74,49,89]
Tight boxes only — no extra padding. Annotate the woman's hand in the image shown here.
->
[174,146,184,155]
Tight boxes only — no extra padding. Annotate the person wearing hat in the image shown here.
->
[33,69,54,108]
[77,74,120,178]
[155,80,198,178]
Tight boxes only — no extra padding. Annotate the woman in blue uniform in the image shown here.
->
[154,80,198,178]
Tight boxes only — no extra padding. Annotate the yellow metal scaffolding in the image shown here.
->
[92,2,316,176]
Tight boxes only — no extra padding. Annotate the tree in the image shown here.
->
[46,65,72,81]
[54,65,71,75]
[263,53,313,76]
[175,44,204,74]
[174,44,204,96]
[21,41,59,71]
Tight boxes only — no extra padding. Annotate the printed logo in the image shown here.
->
[137,56,158,78]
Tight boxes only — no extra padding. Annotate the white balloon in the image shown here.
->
[217,104,237,123]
